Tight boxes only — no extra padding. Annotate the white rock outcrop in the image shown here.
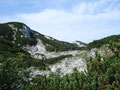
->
[8,24,17,40]
[49,57,87,76]
[30,55,87,77]
[25,39,46,55]
[25,39,85,59]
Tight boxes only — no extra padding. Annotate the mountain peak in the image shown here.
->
[6,22,33,38]
[6,22,27,28]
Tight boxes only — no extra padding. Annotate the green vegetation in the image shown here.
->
[0,54,30,90]
[0,24,14,40]
[22,55,72,70]
[0,42,120,90]
[87,35,120,50]
[21,42,120,90]
[7,22,26,29]
[0,22,84,53]
[14,27,37,47]
[0,38,29,57]
[44,55,72,64]
[0,22,120,90]
[35,32,83,52]
[0,22,37,57]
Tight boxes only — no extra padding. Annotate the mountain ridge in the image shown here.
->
[0,22,88,75]
[0,22,120,89]
[0,22,119,76]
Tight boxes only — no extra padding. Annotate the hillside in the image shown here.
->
[87,35,120,49]
[0,22,87,73]
[0,22,120,90]
[0,22,85,55]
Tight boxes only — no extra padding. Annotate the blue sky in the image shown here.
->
[0,0,120,43]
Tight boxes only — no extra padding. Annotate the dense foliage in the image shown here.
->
[0,24,14,40]
[87,35,120,49]
[0,38,29,57]
[0,42,120,90]
[0,22,120,90]
[0,54,30,90]
[19,42,120,90]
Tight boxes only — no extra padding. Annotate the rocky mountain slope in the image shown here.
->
[0,22,87,76]
[0,22,119,77]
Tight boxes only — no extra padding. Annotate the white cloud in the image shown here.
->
[1,0,120,43]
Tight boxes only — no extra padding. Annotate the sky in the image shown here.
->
[0,0,120,43]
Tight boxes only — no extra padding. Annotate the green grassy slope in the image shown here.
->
[87,35,120,49]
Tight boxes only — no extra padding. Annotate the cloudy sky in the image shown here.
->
[0,0,120,43]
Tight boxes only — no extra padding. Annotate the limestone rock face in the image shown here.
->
[30,55,87,77]
[49,57,87,76]
[25,39,46,55]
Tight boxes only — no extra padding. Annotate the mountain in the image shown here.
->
[0,22,120,90]
[0,22,88,74]
[1,22,120,74]
[0,22,84,54]
[0,22,119,75]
